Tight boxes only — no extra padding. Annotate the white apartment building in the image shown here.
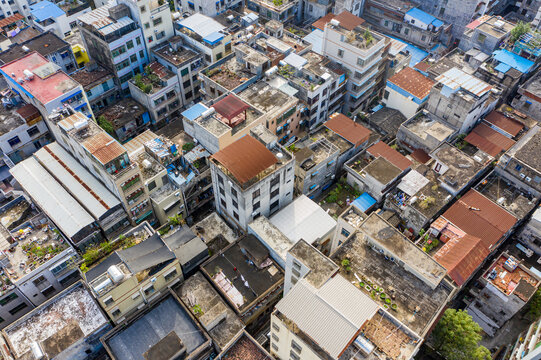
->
[30,0,91,39]
[179,0,243,17]
[322,17,389,114]
[117,0,174,55]
[210,133,294,230]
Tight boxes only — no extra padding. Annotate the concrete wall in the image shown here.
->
[383,85,424,120]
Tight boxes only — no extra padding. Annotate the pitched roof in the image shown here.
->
[442,189,516,250]
[484,111,524,137]
[0,13,24,28]
[367,141,412,171]
[211,135,278,185]
[212,94,250,121]
[83,132,126,165]
[326,113,371,147]
[434,234,489,286]
[464,122,515,157]
[388,66,435,99]
[312,11,365,31]
[410,148,431,163]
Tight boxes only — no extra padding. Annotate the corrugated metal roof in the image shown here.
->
[0,13,24,28]
[435,67,492,97]
[269,195,336,243]
[211,135,277,185]
[83,131,126,165]
[388,66,435,100]
[434,234,489,286]
[10,157,95,239]
[464,122,515,157]
[275,276,378,359]
[77,3,115,28]
[212,94,250,121]
[397,170,429,196]
[177,13,225,38]
[367,141,412,171]
[484,111,524,137]
[326,113,371,147]
[99,17,134,36]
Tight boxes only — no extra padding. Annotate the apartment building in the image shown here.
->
[152,36,203,107]
[71,63,120,114]
[30,0,91,39]
[506,316,541,359]
[128,61,181,129]
[299,0,332,23]
[322,17,389,114]
[512,71,541,120]
[459,16,514,55]
[210,133,294,229]
[117,0,174,54]
[514,0,541,26]
[78,3,149,92]
[179,0,243,17]
[246,0,298,22]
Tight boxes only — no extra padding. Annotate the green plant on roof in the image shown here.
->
[97,115,114,136]
[363,30,374,45]
[272,0,283,6]
[511,21,531,43]
[192,304,204,316]
[182,142,195,152]
[341,258,351,272]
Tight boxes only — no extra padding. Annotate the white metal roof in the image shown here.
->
[275,276,379,358]
[397,170,429,196]
[178,13,225,38]
[34,143,120,220]
[270,195,336,244]
[283,53,307,70]
[435,67,492,97]
[10,157,95,238]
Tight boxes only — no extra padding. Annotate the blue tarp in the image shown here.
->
[30,1,65,22]
[352,193,377,213]
[387,35,428,66]
[203,31,224,45]
[371,104,383,112]
[182,103,208,121]
[493,49,534,74]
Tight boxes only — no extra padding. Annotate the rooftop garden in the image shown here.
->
[318,178,361,216]
[133,66,163,94]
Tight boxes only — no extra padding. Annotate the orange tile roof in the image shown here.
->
[434,234,489,286]
[312,11,364,31]
[0,13,24,28]
[312,13,336,31]
[326,113,371,147]
[388,67,435,100]
[367,141,412,171]
[83,132,126,165]
[484,111,524,137]
[464,123,515,157]
[211,135,278,185]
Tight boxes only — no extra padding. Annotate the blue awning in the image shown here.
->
[352,193,377,213]
[182,103,208,121]
[371,104,383,112]
[203,31,224,45]
[61,90,82,103]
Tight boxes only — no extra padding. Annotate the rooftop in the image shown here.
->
[362,156,403,184]
[238,81,295,115]
[474,170,537,220]
[77,3,136,38]
[484,110,525,137]
[310,125,353,155]
[174,272,244,350]
[217,331,272,360]
[0,100,27,136]
[364,107,407,138]
[404,111,456,142]
[435,67,492,97]
[388,67,435,100]
[99,98,146,130]
[134,151,165,180]
[464,122,516,157]
[367,141,412,171]
[326,22,385,50]
[70,65,114,90]
[177,13,226,39]
[430,142,486,189]
[131,61,175,94]
[30,1,65,23]
[288,239,339,289]
[0,52,78,104]
[152,39,201,67]
[483,253,540,301]
[492,49,534,74]
[312,10,365,31]
[472,16,514,38]
[248,216,294,263]
[201,235,283,313]
[326,112,371,147]
[191,212,236,244]
[3,282,108,359]
[0,31,70,64]
[333,230,454,335]
[294,137,338,170]
[204,57,254,91]
[105,294,209,360]
[513,127,541,172]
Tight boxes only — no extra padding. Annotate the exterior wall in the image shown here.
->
[246,0,298,22]
[301,0,331,22]
[498,152,541,196]
[295,148,339,198]
[179,0,243,16]
[96,260,183,323]
[0,119,51,165]
[85,77,119,113]
[211,159,295,230]
[270,313,321,360]
[459,28,509,55]
[512,84,541,120]
[383,84,425,119]
[154,53,203,108]
[284,251,311,295]
[45,47,78,75]
[33,13,70,39]
[0,288,35,330]
[176,29,232,65]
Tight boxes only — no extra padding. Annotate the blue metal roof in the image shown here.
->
[493,49,534,74]
[406,8,438,26]
[431,18,444,28]
[203,31,224,45]
[387,35,428,66]
[352,193,376,213]
[30,1,65,22]
[494,62,512,73]
[181,103,208,121]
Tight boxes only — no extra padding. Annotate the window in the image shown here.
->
[9,303,28,315]
[270,174,280,187]
[439,7,445,15]
[478,33,487,43]
[140,5,146,12]
[148,36,153,43]
[130,54,138,64]
[111,308,122,317]
[290,350,300,360]
[354,71,362,79]
[421,35,426,41]
[221,199,227,208]
[111,45,126,57]
[42,286,56,297]
[232,200,238,208]
[126,40,134,49]
[8,136,20,147]
[231,188,237,198]
[103,296,114,306]
[119,72,134,84]
[218,175,224,184]
[143,285,155,296]
[357,57,365,66]
[219,187,225,196]
[233,212,239,220]
[515,164,523,171]
[341,228,351,237]
[144,22,150,29]
[50,259,72,275]
[272,334,279,341]
[153,17,162,26]
[181,67,189,77]
[384,20,389,27]
[272,343,279,351]
[0,293,18,306]
[136,37,142,45]
[253,201,260,210]
[291,340,302,353]
[33,275,47,287]
[253,189,260,199]
[337,49,344,58]
[404,28,409,35]
[27,126,39,137]
[384,90,390,99]
[271,188,279,198]
[156,31,166,40]
[272,322,280,332]
[139,50,145,59]
[116,59,130,71]
[164,269,178,282]
[148,181,156,191]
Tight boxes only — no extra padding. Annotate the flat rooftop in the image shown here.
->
[475,170,537,219]
[152,40,201,67]
[333,231,453,335]
[404,112,456,142]
[484,254,539,301]
[514,129,541,172]
[326,22,385,50]
[134,151,165,180]
[174,272,244,351]
[3,282,108,358]
[289,239,338,289]
[0,31,69,64]
[105,295,208,360]
[191,212,236,245]
[363,107,407,138]
[0,102,26,136]
[295,138,338,170]
[131,61,175,94]
[521,70,541,98]
[248,216,293,263]
[312,125,353,155]
[0,52,78,104]
[218,331,272,360]
[476,16,514,38]
[238,81,295,114]
[70,65,114,90]
[362,156,402,184]
[204,57,254,91]
[0,196,37,231]
[201,236,283,313]
[430,142,486,189]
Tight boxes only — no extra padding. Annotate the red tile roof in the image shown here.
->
[212,94,250,121]
[442,189,516,251]
[367,141,412,171]
[388,67,435,100]
[211,135,278,185]
[0,13,24,29]
[326,113,371,147]
[410,148,431,164]
[464,122,515,157]
[484,111,524,137]
[312,11,365,31]
[434,234,489,286]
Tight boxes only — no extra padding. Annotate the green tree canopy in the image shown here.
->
[527,289,541,320]
[511,21,531,43]
[433,309,491,360]
[97,115,114,136]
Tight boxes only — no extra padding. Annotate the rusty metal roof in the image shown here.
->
[367,141,412,171]
[83,131,126,165]
[388,67,435,100]
[464,122,515,157]
[434,234,489,286]
[410,148,430,164]
[312,11,364,31]
[484,110,524,137]
[211,135,278,185]
[435,67,492,97]
[326,113,371,147]
[212,94,250,121]
[0,13,24,28]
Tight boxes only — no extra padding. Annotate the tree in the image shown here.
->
[433,309,491,360]
[511,21,531,43]
[527,289,541,320]
[97,115,114,136]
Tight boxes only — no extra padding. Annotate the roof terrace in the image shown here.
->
[238,81,296,115]
[327,22,385,50]
[99,98,147,130]
[203,57,254,91]
[484,253,540,301]
[152,39,201,68]
[218,331,272,360]
[404,111,456,143]
[289,239,338,289]
[294,137,338,171]
[131,61,175,95]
